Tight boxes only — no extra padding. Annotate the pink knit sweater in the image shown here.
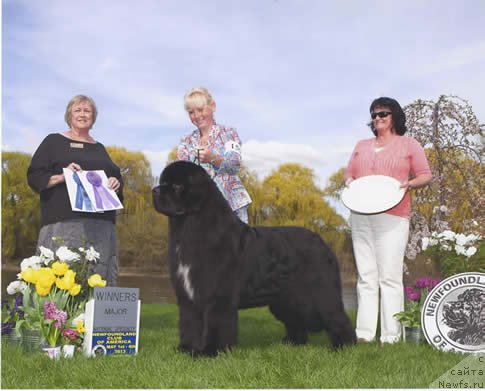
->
[344,135,432,218]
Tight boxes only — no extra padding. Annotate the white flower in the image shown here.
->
[465,246,477,258]
[71,313,85,326]
[78,247,85,252]
[20,255,42,271]
[465,234,481,243]
[429,238,439,247]
[56,246,81,263]
[421,237,430,251]
[455,244,466,256]
[439,230,456,241]
[439,205,449,213]
[454,234,468,247]
[6,280,27,295]
[441,243,452,251]
[85,246,100,263]
[39,246,54,264]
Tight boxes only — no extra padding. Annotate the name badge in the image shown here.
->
[70,143,84,149]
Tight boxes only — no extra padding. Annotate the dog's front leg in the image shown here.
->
[177,300,202,355]
[195,297,238,357]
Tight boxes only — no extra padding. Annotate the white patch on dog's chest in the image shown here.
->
[177,263,194,300]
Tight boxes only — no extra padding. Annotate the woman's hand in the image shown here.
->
[344,177,354,187]
[401,173,433,191]
[107,177,121,192]
[66,162,82,172]
[46,162,82,189]
[197,145,220,167]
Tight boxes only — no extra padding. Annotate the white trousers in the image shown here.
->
[350,212,409,343]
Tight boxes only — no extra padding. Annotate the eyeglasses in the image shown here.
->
[371,111,392,119]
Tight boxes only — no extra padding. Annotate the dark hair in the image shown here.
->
[368,97,407,136]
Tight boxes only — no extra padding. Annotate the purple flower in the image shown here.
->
[14,296,24,319]
[405,287,421,301]
[43,301,67,328]
[43,301,57,320]
[415,277,432,289]
[53,310,68,329]
[430,279,440,289]
[1,322,15,336]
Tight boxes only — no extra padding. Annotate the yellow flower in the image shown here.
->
[88,274,106,288]
[20,268,37,284]
[77,321,87,334]
[51,261,69,276]
[55,270,76,291]
[69,283,81,296]
[35,284,50,296]
[35,267,56,289]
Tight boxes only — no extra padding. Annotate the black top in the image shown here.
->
[27,133,124,227]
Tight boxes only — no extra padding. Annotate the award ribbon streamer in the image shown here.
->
[86,171,120,209]
[72,171,94,211]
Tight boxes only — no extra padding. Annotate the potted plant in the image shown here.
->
[394,277,440,343]
[6,239,106,357]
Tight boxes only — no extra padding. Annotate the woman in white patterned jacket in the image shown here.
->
[177,87,252,223]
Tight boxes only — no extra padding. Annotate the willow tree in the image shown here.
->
[107,146,153,216]
[260,163,346,252]
[404,95,484,258]
[107,146,168,271]
[2,151,40,258]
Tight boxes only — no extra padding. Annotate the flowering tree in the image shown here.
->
[404,95,484,261]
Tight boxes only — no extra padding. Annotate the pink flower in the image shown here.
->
[62,328,80,341]
[53,310,67,329]
[43,301,67,328]
[415,277,432,289]
[43,301,57,319]
[405,287,421,301]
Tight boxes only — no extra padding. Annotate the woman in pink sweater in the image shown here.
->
[344,97,432,344]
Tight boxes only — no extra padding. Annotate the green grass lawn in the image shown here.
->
[1,304,464,389]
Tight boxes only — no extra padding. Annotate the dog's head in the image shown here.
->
[152,161,210,217]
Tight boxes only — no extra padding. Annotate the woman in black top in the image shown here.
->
[27,95,123,285]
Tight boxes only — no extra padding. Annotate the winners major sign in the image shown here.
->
[83,287,141,356]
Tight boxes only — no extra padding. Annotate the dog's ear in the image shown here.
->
[184,171,209,210]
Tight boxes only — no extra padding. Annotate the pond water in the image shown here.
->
[1,269,357,309]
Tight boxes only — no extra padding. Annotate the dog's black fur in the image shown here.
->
[152,161,356,356]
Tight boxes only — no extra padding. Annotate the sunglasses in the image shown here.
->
[371,111,392,119]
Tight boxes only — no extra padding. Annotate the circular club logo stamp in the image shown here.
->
[422,272,484,354]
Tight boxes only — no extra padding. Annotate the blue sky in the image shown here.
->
[2,0,485,216]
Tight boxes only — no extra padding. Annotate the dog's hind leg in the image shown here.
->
[321,309,356,349]
[269,302,308,345]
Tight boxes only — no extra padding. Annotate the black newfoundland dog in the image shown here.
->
[152,161,356,356]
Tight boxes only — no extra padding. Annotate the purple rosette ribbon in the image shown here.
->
[72,171,94,211]
[86,171,120,209]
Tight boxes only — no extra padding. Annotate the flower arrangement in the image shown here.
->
[394,277,440,328]
[6,238,107,350]
[421,230,484,277]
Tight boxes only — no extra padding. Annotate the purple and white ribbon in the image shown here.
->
[86,171,120,209]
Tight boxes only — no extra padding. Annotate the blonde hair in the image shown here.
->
[183,87,215,110]
[64,95,98,128]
